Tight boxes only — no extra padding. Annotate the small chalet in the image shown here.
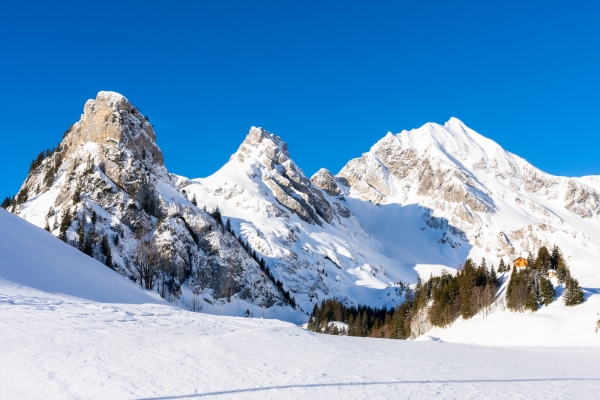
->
[513,257,528,269]
[547,269,557,278]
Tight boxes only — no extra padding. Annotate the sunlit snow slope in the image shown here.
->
[338,118,600,288]
[2,287,600,399]
[186,120,600,316]
[0,208,162,304]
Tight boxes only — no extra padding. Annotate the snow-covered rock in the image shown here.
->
[8,92,600,328]
[9,92,286,313]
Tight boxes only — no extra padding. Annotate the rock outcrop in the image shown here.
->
[10,92,284,309]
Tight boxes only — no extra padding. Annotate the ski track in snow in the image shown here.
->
[2,287,600,399]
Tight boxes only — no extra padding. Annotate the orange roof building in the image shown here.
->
[513,257,528,269]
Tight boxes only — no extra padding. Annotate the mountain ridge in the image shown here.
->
[6,91,600,328]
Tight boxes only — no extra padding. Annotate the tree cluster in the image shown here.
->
[307,298,389,336]
[506,245,584,311]
[1,196,13,209]
[28,147,57,173]
[308,258,500,340]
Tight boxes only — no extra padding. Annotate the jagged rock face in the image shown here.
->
[10,92,283,309]
[336,118,600,285]
[236,127,336,226]
[310,168,341,196]
[62,91,164,166]
[186,127,406,313]
[10,97,600,319]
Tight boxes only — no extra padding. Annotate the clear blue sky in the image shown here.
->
[1,1,599,198]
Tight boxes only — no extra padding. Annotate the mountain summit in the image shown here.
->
[7,93,600,326]
[9,91,290,317]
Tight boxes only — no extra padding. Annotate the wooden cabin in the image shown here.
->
[547,269,557,278]
[513,257,528,269]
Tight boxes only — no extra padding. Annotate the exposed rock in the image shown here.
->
[310,168,341,196]
[11,92,284,309]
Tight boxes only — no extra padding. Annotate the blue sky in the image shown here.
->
[1,1,599,198]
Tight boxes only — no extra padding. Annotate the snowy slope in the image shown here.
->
[7,90,600,340]
[2,287,600,399]
[9,92,288,317]
[0,208,162,304]
[185,127,413,314]
[415,270,600,346]
[185,120,600,317]
[337,118,600,286]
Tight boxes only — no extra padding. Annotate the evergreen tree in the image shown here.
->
[59,209,72,242]
[525,285,539,312]
[498,258,506,273]
[535,246,551,273]
[78,220,86,251]
[72,185,81,204]
[212,206,222,225]
[527,252,535,269]
[459,258,477,319]
[490,264,498,285]
[101,235,113,269]
[225,218,232,232]
[538,276,556,306]
[191,195,197,206]
[564,276,585,306]
[1,196,12,209]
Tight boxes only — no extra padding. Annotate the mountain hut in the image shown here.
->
[513,257,528,269]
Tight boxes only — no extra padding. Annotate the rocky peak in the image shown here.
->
[227,127,337,225]
[310,168,341,196]
[62,91,164,165]
[234,126,290,165]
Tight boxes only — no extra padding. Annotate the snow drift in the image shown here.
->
[0,208,162,304]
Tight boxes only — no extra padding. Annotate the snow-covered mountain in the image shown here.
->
[7,91,600,325]
[335,118,600,287]
[8,92,290,316]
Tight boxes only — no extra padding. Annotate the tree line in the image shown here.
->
[308,245,585,339]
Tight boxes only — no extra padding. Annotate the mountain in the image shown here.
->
[335,118,600,287]
[7,92,291,318]
[7,92,600,329]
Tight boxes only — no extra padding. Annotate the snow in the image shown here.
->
[179,121,600,339]
[2,287,600,399]
[2,204,600,398]
[0,208,162,304]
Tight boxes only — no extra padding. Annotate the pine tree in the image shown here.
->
[538,276,555,306]
[101,235,113,269]
[535,246,551,273]
[525,285,538,312]
[78,220,86,251]
[59,209,72,242]
[225,218,232,232]
[498,258,506,273]
[490,265,497,284]
[459,258,477,319]
[564,276,585,306]
[1,196,12,209]
[527,252,535,269]
[72,185,81,204]
[191,195,197,206]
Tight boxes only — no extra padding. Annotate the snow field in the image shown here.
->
[2,287,600,399]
